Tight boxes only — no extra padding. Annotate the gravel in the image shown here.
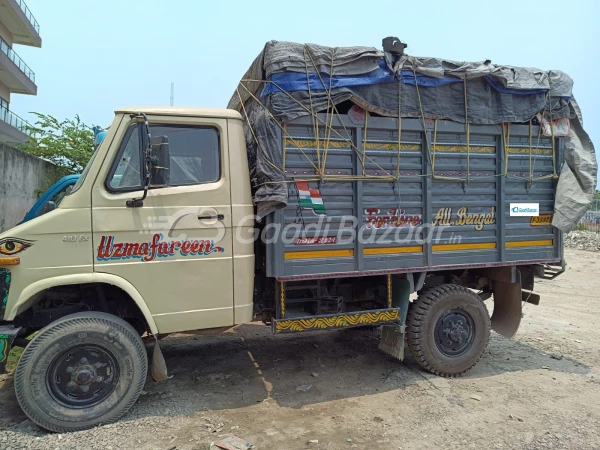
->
[564,230,600,252]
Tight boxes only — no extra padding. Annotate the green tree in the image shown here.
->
[20,113,97,175]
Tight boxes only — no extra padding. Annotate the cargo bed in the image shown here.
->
[266,114,563,280]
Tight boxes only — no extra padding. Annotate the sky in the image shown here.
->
[11,0,600,165]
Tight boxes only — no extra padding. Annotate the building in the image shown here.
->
[0,0,41,144]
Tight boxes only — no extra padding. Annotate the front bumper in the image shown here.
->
[0,325,20,374]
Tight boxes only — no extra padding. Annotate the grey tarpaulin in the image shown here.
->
[229,40,597,229]
[553,100,597,232]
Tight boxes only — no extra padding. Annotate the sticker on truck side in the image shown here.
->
[295,237,338,245]
[0,334,8,363]
[432,207,496,231]
[97,234,224,262]
[530,214,552,226]
[510,203,540,217]
[364,208,422,228]
[0,237,35,256]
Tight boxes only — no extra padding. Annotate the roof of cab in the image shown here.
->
[115,106,243,120]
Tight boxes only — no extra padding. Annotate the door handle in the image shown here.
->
[198,214,224,221]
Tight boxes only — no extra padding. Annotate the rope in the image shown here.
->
[547,86,558,180]
[503,122,511,177]
[464,77,470,184]
[303,48,395,178]
[362,110,369,175]
[282,122,287,172]
[280,281,285,318]
[529,107,550,183]
[237,82,319,173]
[238,64,558,188]
[236,88,285,175]
[321,47,336,176]
[387,274,392,308]
[550,115,557,179]
[528,120,533,186]
[397,76,402,177]
[547,76,558,180]
[432,119,438,175]
[303,46,321,173]
[396,77,403,214]
[410,62,434,171]
[239,79,393,177]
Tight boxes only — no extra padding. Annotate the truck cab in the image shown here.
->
[0,107,256,431]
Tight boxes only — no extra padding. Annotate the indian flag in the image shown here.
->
[296,181,326,215]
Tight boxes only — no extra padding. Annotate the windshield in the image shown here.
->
[68,146,100,195]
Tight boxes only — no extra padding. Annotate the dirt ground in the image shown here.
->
[1,248,599,450]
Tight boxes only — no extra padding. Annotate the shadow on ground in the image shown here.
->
[0,322,589,432]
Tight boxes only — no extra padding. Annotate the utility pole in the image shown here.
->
[170,82,174,106]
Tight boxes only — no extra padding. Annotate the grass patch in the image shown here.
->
[4,332,37,372]
[6,345,24,372]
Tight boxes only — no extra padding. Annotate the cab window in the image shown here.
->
[106,123,220,192]
[150,124,220,186]
[107,124,142,191]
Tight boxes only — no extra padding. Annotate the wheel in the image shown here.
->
[406,284,490,377]
[14,312,148,432]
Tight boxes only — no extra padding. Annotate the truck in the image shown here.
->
[0,39,596,432]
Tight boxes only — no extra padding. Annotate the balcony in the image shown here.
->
[0,107,30,143]
[0,0,42,47]
[0,36,36,95]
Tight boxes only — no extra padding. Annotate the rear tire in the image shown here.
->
[406,284,490,377]
[15,312,148,432]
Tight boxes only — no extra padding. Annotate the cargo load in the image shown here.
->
[228,39,597,231]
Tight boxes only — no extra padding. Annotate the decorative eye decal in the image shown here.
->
[0,237,35,256]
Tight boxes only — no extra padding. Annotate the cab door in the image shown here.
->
[91,114,234,333]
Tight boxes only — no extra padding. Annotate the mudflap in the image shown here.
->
[491,270,522,338]
[379,325,405,360]
[150,335,172,382]
[0,326,21,374]
[378,276,411,360]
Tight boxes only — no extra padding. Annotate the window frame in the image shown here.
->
[104,122,222,193]
[147,123,222,188]
[105,122,144,193]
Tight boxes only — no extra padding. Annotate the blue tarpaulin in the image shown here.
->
[260,60,549,97]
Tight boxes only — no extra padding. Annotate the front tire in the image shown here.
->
[15,312,148,432]
[406,284,490,377]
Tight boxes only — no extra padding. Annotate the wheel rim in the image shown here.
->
[47,345,120,408]
[434,309,475,357]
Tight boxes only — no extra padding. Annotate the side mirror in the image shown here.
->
[149,135,170,187]
[40,200,56,216]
